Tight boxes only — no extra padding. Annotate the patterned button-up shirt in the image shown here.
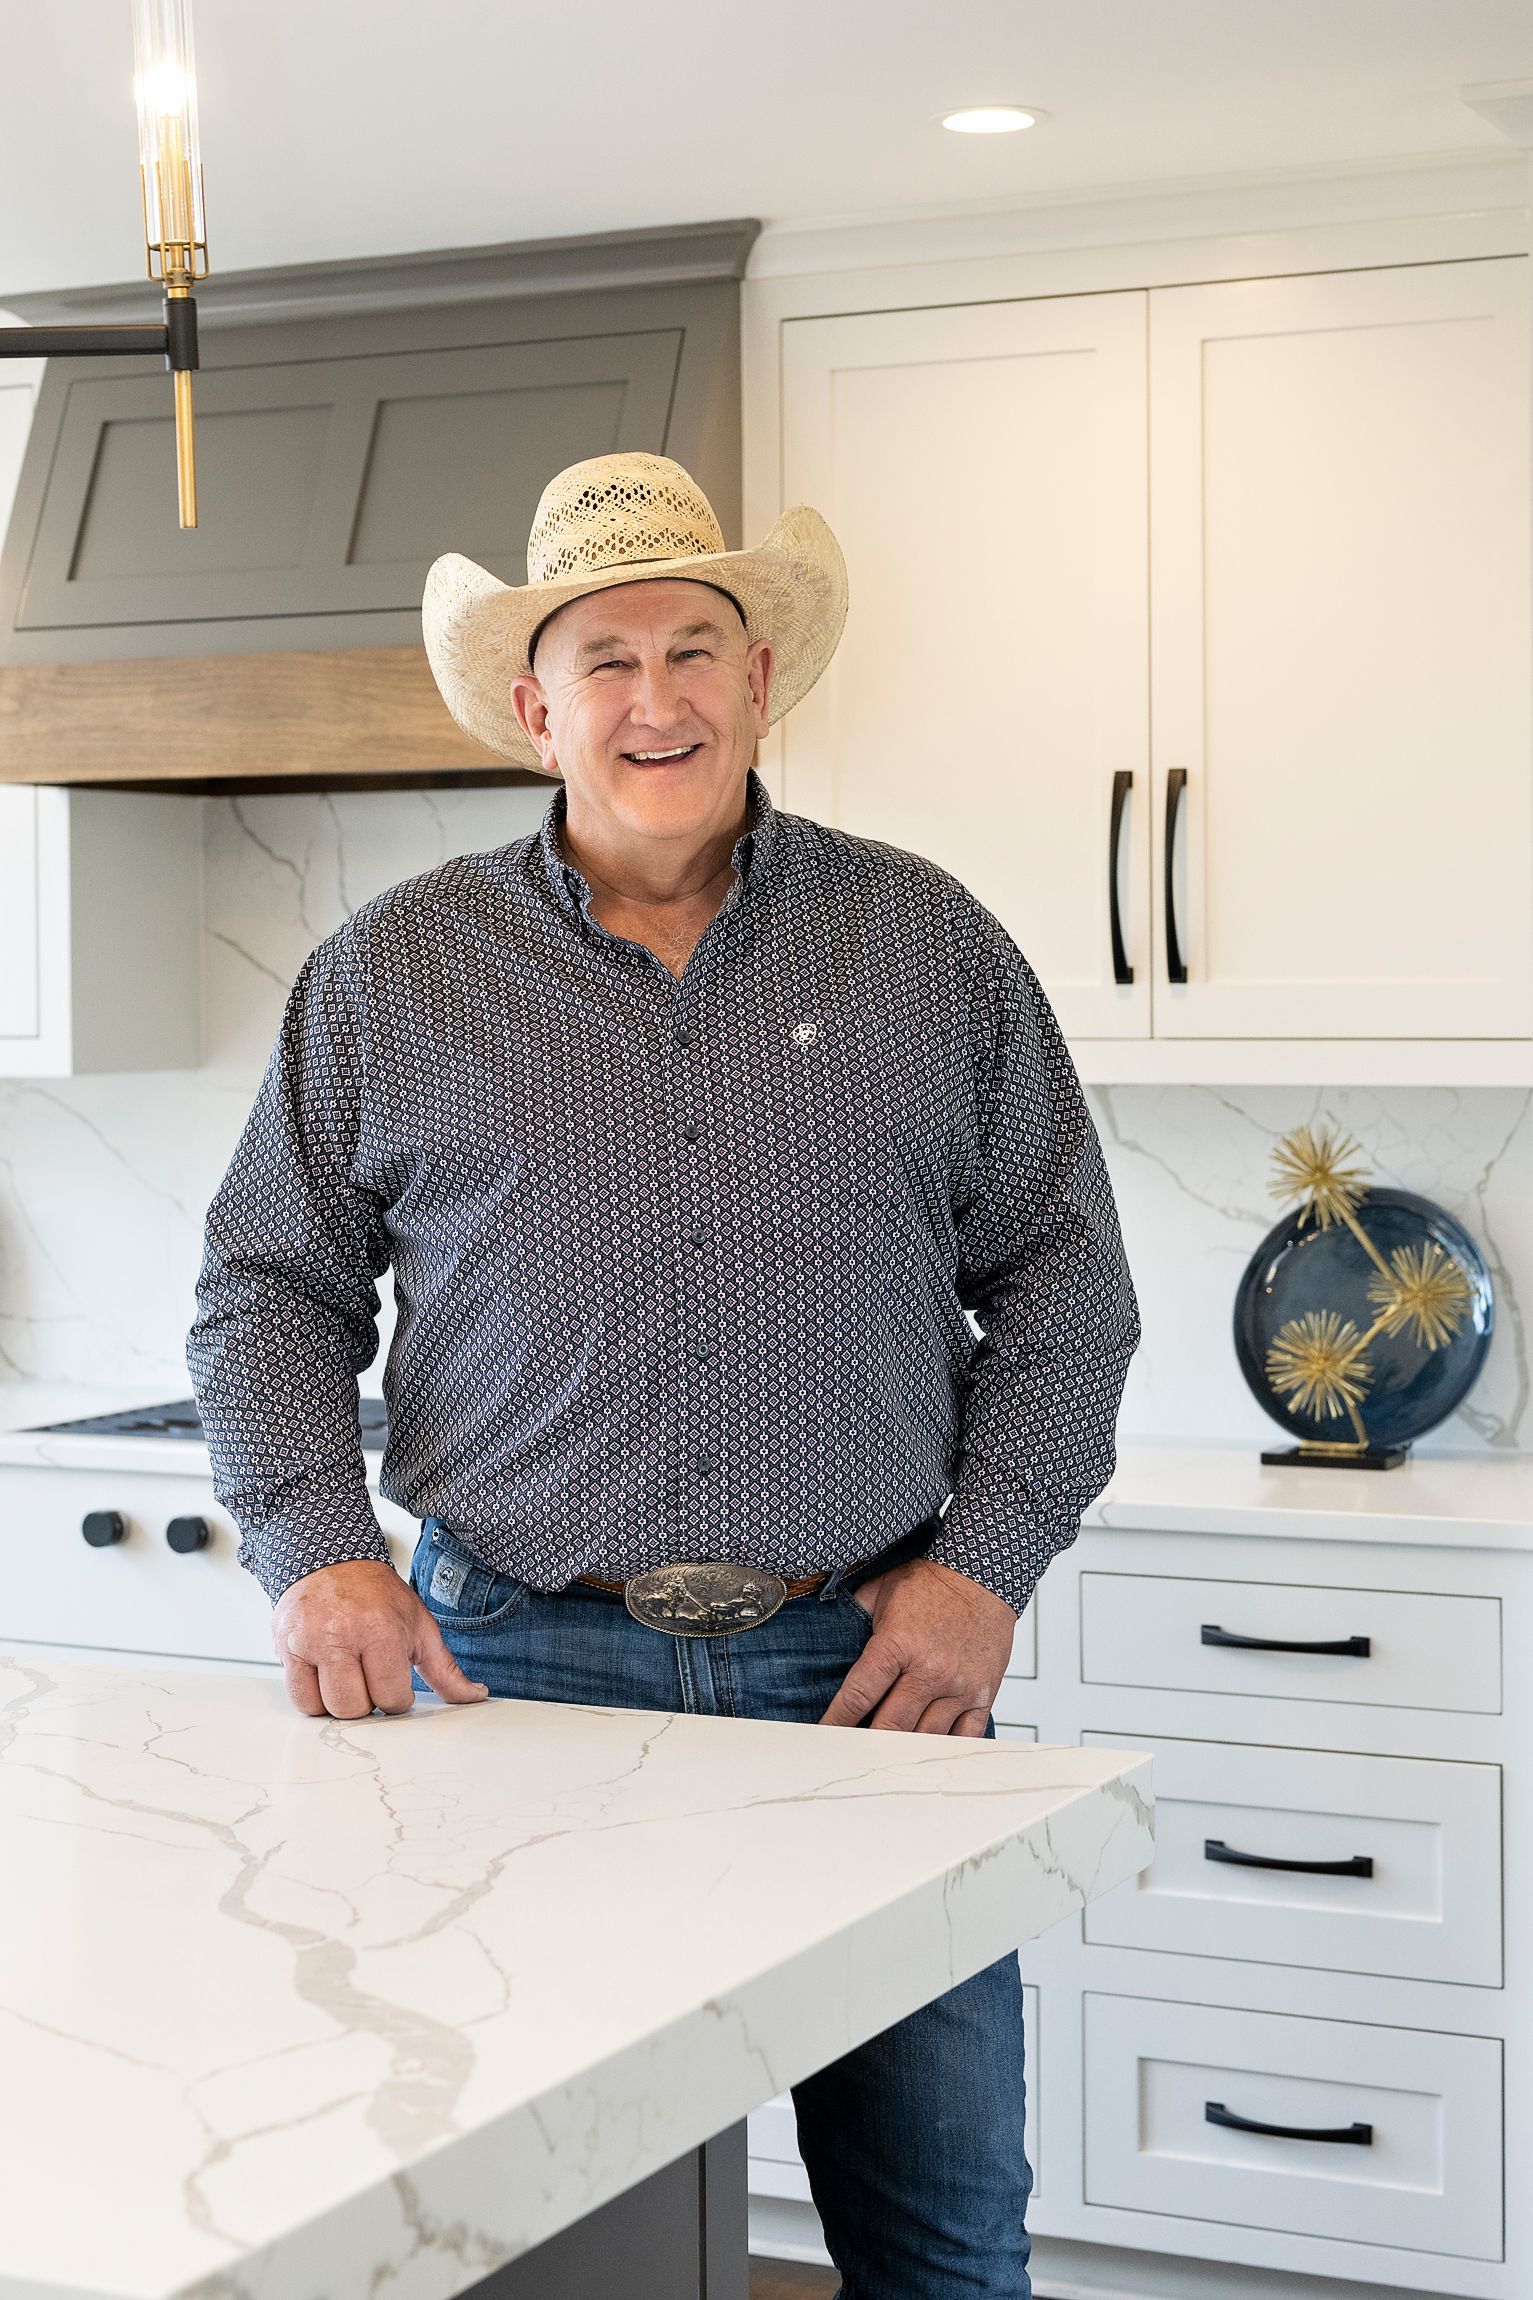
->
[189,769,1140,1612]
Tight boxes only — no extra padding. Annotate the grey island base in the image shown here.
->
[0,1652,1152,2300]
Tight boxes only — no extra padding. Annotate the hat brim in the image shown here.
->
[421,504,848,773]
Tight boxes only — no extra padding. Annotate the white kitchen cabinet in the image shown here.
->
[780,292,1151,1043]
[749,1490,1532,2300]
[774,257,1532,1077]
[0,785,202,1074]
[1150,259,1531,1042]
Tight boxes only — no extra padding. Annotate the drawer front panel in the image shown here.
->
[0,1465,417,1662]
[1081,1735,1502,1984]
[1006,1602,1037,1681]
[1084,1994,1502,2259]
[1080,1571,1501,1712]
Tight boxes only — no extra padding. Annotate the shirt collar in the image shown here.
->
[537,766,781,927]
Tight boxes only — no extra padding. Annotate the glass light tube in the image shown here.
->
[132,0,207,279]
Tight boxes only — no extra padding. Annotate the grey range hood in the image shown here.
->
[0,219,756,791]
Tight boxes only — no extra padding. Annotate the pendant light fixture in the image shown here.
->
[0,0,208,528]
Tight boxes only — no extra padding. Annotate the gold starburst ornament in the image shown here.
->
[1238,1122,1491,1469]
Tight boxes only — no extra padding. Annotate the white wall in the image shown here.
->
[0,785,1526,1455]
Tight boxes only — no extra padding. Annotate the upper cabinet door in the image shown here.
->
[780,293,1150,1040]
[1149,258,1533,1041]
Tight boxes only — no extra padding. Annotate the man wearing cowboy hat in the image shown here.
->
[189,451,1139,2299]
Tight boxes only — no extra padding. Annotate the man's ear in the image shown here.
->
[746,639,774,738]
[510,675,556,766]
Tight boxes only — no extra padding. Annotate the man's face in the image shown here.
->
[510,579,773,846]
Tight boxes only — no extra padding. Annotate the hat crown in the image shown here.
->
[526,452,727,584]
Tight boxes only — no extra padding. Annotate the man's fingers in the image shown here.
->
[953,1706,991,1738]
[315,1652,373,1719]
[818,1638,902,1727]
[280,1651,326,1718]
[414,1614,490,1705]
[912,1695,972,1736]
[359,1637,417,1717]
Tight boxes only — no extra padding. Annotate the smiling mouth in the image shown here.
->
[621,744,702,765]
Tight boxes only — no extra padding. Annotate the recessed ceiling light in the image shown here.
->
[941,105,1043,135]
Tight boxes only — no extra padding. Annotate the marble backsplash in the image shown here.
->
[1,784,1527,1455]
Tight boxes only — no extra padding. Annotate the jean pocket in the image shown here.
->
[420,1524,528,1630]
[836,1585,877,1641]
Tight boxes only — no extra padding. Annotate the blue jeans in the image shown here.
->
[410,1519,1033,2300]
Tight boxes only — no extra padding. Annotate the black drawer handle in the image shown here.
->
[1205,1838,1374,1879]
[1207,2101,1373,2147]
[1108,770,1134,985]
[1202,1623,1371,1658]
[1164,766,1188,984]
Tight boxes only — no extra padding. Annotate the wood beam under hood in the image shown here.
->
[0,646,542,791]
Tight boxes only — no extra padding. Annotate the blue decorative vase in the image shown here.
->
[1233,1187,1493,1464]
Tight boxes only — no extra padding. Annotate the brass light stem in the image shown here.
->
[173,362,196,529]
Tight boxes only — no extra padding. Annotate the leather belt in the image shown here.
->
[576,1570,830,1600]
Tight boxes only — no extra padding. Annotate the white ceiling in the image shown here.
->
[1,0,1530,296]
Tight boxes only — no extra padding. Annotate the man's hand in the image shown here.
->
[819,1557,1017,1735]
[272,1558,490,1719]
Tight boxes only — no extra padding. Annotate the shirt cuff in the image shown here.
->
[926,1501,1082,1617]
[229,1484,395,1604]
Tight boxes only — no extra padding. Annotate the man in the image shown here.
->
[189,450,1140,2299]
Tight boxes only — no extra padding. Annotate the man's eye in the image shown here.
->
[592,659,626,673]
[675,648,710,662]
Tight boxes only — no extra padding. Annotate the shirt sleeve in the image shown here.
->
[925,923,1141,1615]
[186,927,394,1603]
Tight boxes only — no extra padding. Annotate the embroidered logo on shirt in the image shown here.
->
[791,1020,820,1047]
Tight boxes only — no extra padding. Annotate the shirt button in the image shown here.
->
[697,1454,715,1478]
[675,1025,692,1048]
[690,1227,707,1248]
[696,1341,712,1361]
[684,1120,699,1143]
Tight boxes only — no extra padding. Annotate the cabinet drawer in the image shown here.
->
[1006,1601,1037,1681]
[1084,1995,1502,2260]
[0,1466,417,1663]
[1080,1572,1500,1712]
[1081,1735,1501,1984]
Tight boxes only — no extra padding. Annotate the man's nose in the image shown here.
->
[630,658,687,728]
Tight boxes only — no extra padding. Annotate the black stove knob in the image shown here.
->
[166,1515,211,1554]
[82,1510,125,1548]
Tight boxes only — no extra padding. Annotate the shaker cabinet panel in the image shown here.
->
[780,293,1151,1041]
[1081,1733,1503,1985]
[1083,1994,1503,2261]
[1148,257,1533,1040]
[16,331,682,633]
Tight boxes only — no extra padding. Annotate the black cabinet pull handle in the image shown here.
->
[1108,770,1134,985]
[1202,1623,1370,1658]
[82,1510,125,1548]
[1205,1838,1374,1879]
[1164,766,1188,984]
[1206,2101,1373,2147]
[166,1515,211,1554]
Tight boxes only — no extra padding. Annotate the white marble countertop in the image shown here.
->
[0,1650,1151,2300]
[6,1376,1533,1551]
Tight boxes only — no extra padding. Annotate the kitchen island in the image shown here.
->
[0,1649,1151,2300]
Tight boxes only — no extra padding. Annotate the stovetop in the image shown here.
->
[31,1396,392,1445]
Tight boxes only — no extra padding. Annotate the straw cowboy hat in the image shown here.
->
[422,451,849,774]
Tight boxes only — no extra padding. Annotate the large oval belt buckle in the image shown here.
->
[624,1561,789,1637]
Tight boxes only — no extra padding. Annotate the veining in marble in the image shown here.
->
[0,1652,1151,2300]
